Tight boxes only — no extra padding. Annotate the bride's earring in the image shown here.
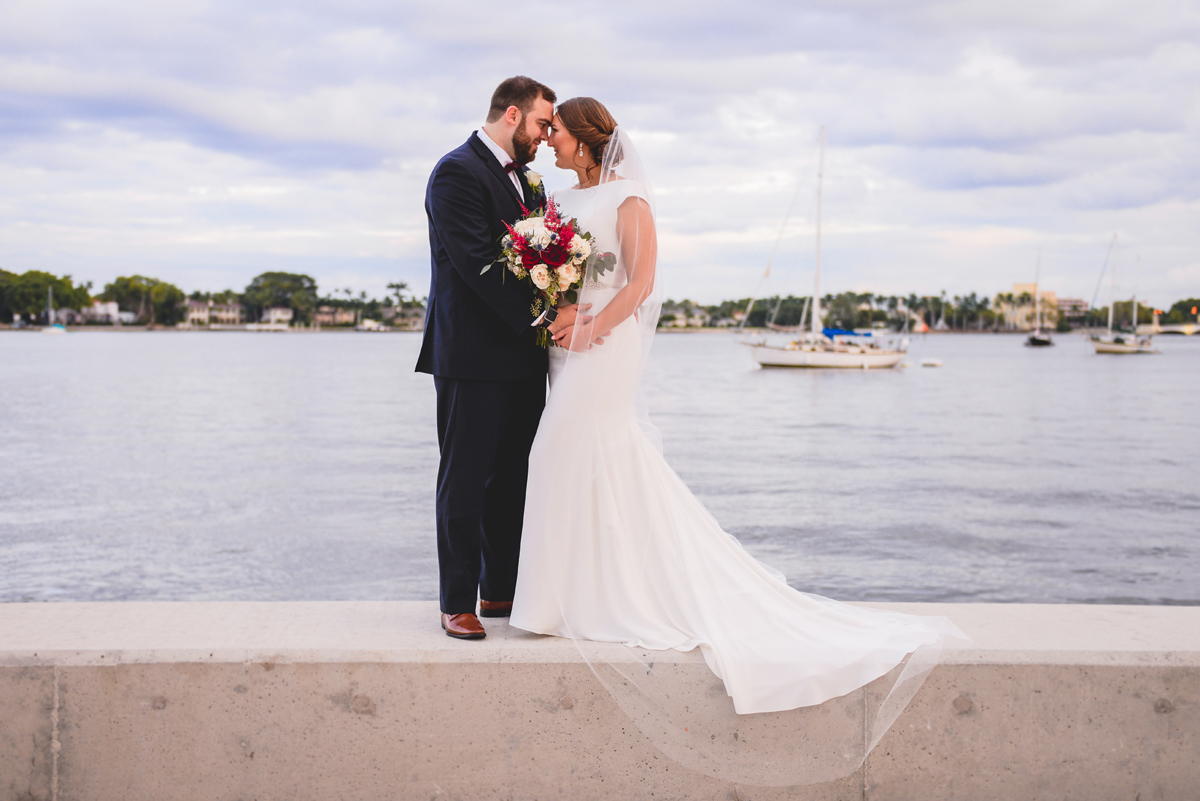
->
[578,144,584,158]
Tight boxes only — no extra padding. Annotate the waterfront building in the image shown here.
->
[211,303,245,325]
[996,283,1058,331]
[184,300,211,326]
[1057,298,1089,325]
[380,305,425,330]
[314,306,357,326]
[49,307,85,325]
[661,302,711,327]
[181,300,245,327]
[82,300,121,324]
[356,318,388,331]
[262,307,294,326]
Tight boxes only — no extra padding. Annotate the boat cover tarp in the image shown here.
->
[822,327,872,338]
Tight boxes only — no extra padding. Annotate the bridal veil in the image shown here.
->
[533,126,966,787]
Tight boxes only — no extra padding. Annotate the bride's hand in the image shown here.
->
[548,302,591,337]
[555,314,611,352]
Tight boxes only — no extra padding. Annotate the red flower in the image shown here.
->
[542,245,569,268]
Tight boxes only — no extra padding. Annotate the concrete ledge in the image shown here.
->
[1,602,1197,800]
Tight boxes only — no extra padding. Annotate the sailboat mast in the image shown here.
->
[1131,255,1140,336]
[812,126,825,338]
[1107,257,1115,336]
[1034,249,1041,334]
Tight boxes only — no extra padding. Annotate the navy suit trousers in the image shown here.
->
[434,374,545,614]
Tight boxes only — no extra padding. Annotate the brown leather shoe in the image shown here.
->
[478,600,513,618]
[441,613,486,640]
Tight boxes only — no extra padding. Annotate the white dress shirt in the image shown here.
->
[477,128,523,195]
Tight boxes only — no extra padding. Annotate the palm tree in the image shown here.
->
[962,292,978,330]
[1015,291,1033,330]
[993,293,1012,330]
[387,281,409,307]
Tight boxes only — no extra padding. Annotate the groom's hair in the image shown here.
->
[486,76,556,123]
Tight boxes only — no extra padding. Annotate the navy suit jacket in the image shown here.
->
[415,132,548,381]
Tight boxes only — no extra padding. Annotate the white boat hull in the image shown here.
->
[1092,339,1159,354]
[749,344,905,369]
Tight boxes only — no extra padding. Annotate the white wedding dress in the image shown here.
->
[511,178,957,717]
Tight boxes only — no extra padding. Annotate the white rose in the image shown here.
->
[526,170,542,189]
[569,235,591,258]
[557,271,572,292]
[517,218,551,246]
[513,218,537,235]
[560,263,581,284]
[529,265,552,290]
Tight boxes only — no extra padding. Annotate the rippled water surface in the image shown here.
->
[2,330,1197,604]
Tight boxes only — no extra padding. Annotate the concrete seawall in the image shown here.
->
[1,601,1196,800]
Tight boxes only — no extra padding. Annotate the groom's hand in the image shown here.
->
[548,303,590,336]
[554,324,577,351]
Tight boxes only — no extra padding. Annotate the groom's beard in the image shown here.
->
[512,114,537,165]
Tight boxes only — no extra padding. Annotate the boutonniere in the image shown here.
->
[526,170,544,195]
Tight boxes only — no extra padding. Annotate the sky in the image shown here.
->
[1,0,1197,307]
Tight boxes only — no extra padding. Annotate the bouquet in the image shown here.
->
[484,199,615,347]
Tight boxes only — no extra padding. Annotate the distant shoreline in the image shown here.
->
[0,325,418,334]
[3,325,1183,337]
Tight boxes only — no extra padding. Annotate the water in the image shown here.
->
[1,330,1197,605]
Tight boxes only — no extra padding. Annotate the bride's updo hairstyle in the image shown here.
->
[556,97,623,181]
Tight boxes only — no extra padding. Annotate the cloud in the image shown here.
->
[0,0,1197,306]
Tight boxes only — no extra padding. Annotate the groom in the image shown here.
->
[417,76,579,639]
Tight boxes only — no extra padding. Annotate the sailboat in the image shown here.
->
[1091,251,1158,354]
[746,128,906,369]
[1025,250,1053,347]
[41,286,67,335]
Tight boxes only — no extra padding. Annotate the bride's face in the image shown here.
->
[548,115,587,173]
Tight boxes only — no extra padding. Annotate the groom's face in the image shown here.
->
[511,97,554,165]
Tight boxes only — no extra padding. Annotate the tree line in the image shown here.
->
[668,292,1199,331]
[0,269,424,326]
[3,268,1194,331]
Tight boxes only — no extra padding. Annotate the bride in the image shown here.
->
[510,97,964,785]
